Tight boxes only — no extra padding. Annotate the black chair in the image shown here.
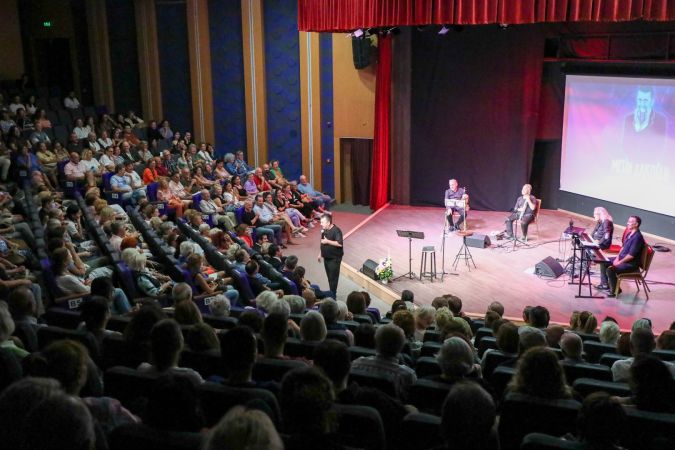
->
[420,341,442,357]
[571,378,630,398]
[482,350,516,379]
[415,356,441,378]
[37,326,101,362]
[104,366,159,413]
[106,315,132,333]
[653,349,675,362]
[12,322,39,353]
[498,392,581,450]
[622,407,675,450]
[353,314,374,325]
[422,329,441,342]
[179,349,226,378]
[349,346,377,361]
[477,336,498,357]
[109,423,203,450]
[333,404,385,450]
[398,412,443,450]
[202,315,238,330]
[326,330,352,345]
[252,358,307,382]
[474,326,493,348]
[348,370,398,398]
[43,307,82,329]
[521,432,585,449]
[599,353,625,368]
[583,341,616,364]
[561,361,613,383]
[337,320,360,333]
[284,338,319,359]
[101,334,147,369]
[197,382,280,427]
[407,379,451,415]
[489,365,516,400]
[573,331,600,342]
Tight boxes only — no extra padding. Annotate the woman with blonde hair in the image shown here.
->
[591,207,614,250]
[156,178,186,217]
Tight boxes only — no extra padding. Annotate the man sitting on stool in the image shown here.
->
[445,179,468,231]
[504,184,537,240]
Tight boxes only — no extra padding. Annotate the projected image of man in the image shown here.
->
[621,86,667,159]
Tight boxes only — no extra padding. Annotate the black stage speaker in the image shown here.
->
[361,259,379,280]
[466,233,491,249]
[535,256,565,278]
[352,37,372,69]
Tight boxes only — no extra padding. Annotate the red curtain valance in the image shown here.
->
[298,0,675,31]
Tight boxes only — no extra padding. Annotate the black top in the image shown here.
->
[321,225,343,259]
[444,187,465,200]
[618,229,645,267]
[241,209,258,227]
[512,194,537,216]
[591,219,614,250]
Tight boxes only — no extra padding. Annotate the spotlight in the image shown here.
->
[438,25,450,35]
[499,23,509,30]
[351,29,364,38]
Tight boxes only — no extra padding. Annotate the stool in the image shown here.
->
[453,231,477,271]
[420,246,437,282]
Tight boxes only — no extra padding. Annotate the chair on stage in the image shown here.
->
[513,198,541,242]
[615,244,654,299]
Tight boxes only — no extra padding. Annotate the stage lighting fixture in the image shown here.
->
[351,29,365,38]
[438,25,450,35]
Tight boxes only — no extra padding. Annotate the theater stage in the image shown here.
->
[335,205,675,334]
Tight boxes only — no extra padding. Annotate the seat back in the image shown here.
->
[101,334,147,369]
[498,392,581,450]
[422,329,441,342]
[348,370,398,398]
[415,356,441,378]
[146,182,159,201]
[37,326,100,361]
[399,412,442,450]
[571,378,630,398]
[420,341,442,357]
[583,341,616,364]
[326,330,351,345]
[622,407,675,450]
[104,366,159,413]
[482,350,515,379]
[489,365,516,399]
[197,382,280,427]
[561,361,613,383]
[407,379,451,415]
[109,423,203,450]
[179,349,226,378]
[252,358,306,382]
[477,336,497,357]
[474,326,493,347]
[43,307,82,329]
[599,353,625,368]
[348,346,377,361]
[333,403,386,450]
[521,432,585,449]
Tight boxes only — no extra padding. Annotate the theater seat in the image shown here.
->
[179,349,226,378]
[109,423,202,450]
[104,366,159,413]
[197,382,280,427]
[572,378,630,398]
[583,341,616,364]
[489,365,516,399]
[521,432,585,449]
[498,392,581,450]
[398,412,442,450]
[348,346,377,361]
[348,370,398,398]
[415,356,441,378]
[407,379,451,415]
[560,361,613,383]
[333,404,385,450]
[326,330,351,346]
[252,358,306,382]
[622,407,675,449]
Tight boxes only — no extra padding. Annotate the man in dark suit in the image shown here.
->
[265,244,285,271]
[599,215,645,297]
[280,255,298,280]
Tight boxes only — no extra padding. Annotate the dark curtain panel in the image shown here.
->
[342,138,373,206]
[409,26,545,211]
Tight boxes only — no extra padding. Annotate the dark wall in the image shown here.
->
[208,0,246,156]
[319,33,335,196]
[263,0,302,179]
[106,0,141,114]
[409,25,545,211]
[155,0,192,133]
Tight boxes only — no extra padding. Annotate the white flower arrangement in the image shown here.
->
[375,256,393,282]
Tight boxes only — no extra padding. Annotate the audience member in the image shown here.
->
[623,355,675,413]
[203,405,283,450]
[144,374,205,432]
[508,347,573,399]
[560,332,585,363]
[440,380,499,450]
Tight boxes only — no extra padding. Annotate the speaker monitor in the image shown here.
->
[361,259,378,280]
[465,233,491,249]
[352,37,372,69]
[535,256,564,279]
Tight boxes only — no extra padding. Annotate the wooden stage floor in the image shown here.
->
[339,205,675,334]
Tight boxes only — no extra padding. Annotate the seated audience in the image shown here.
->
[508,347,573,400]
[144,375,204,432]
[440,380,499,450]
[300,310,327,343]
[622,355,675,413]
[560,331,585,363]
[611,328,675,382]
[203,405,283,450]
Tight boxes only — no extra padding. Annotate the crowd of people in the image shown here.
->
[1,89,675,449]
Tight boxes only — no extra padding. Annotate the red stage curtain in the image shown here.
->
[298,0,675,31]
[370,35,392,210]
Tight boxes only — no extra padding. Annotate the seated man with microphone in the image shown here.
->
[504,183,537,240]
[444,178,469,231]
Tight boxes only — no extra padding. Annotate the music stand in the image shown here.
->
[576,240,604,299]
[394,230,425,280]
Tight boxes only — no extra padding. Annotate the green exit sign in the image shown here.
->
[43,21,52,27]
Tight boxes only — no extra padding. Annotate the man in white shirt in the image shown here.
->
[64,152,95,187]
[611,328,675,382]
[110,164,134,202]
[29,122,50,146]
[124,162,146,203]
[86,132,101,153]
[64,91,81,110]
[99,147,116,172]
[9,95,25,115]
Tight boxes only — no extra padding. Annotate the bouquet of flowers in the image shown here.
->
[375,257,393,283]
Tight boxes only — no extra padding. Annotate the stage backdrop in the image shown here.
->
[410,26,545,211]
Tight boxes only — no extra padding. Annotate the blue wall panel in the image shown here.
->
[106,0,141,114]
[263,0,302,179]
[155,1,193,133]
[319,33,334,196]
[208,0,246,156]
